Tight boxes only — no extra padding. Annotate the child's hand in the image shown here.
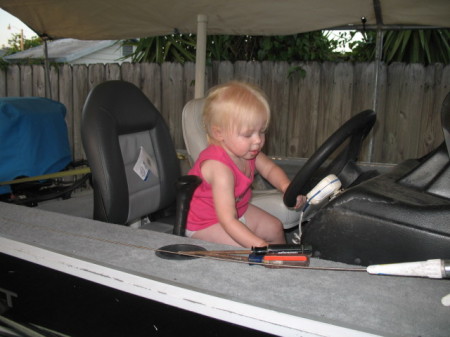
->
[293,194,307,210]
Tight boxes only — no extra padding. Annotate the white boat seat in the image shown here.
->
[182,98,300,229]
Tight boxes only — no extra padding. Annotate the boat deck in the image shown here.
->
[1,201,449,337]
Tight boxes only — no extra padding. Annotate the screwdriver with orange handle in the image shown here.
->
[182,244,311,268]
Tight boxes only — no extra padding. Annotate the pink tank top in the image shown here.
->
[186,145,255,231]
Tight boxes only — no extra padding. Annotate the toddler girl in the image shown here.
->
[186,81,305,248]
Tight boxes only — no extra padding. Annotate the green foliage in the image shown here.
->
[255,32,338,62]
[4,33,42,55]
[124,35,197,63]
[288,65,307,79]
[343,31,377,62]
[1,33,43,67]
[125,31,340,64]
[207,35,259,62]
[345,29,450,65]
[383,29,450,64]
[0,58,9,70]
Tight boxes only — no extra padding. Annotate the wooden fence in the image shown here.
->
[1,61,449,164]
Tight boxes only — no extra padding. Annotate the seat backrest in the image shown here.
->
[81,81,180,225]
[182,98,208,163]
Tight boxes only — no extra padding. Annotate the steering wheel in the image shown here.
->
[284,109,376,208]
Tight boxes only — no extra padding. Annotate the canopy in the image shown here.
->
[3,0,449,100]
[1,0,449,41]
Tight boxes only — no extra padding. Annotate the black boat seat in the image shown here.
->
[81,81,198,234]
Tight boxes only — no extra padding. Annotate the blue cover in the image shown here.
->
[0,97,72,194]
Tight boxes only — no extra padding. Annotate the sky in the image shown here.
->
[0,8,37,48]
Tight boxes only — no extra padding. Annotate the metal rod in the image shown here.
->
[373,0,383,26]
[183,250,252,256]
[43,37,52,99]
[0,167,91,186]
[329,24,444,31]
[194,14,207,98]
[366,28,384,162]
[179,251,249,262]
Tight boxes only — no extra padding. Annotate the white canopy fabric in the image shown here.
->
[2,0,450,100]
[1,0,449,41]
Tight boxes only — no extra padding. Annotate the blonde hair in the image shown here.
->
[203,81,270,142]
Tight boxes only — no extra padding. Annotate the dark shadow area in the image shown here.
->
[0,254,275,337]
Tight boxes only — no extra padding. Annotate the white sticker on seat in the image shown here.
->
[133,146,158,181]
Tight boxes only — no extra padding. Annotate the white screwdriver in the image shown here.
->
[367,259,450,279]
[367,259,450,306]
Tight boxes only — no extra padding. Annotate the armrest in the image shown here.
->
[173,175,202,236]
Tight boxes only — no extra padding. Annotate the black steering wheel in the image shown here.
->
[284,109,376,208]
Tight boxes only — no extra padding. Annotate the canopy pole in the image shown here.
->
[366,0,384,162]
[42,36,52,99]
[194,14,208,98]
[366,29,384,162]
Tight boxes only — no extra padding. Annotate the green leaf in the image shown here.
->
[288,65,306,79]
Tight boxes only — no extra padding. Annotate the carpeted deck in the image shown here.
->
[0,201,449,337]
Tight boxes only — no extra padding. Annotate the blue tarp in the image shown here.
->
[0,97,72,194]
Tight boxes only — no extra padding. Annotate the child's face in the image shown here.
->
[220,120,267,160]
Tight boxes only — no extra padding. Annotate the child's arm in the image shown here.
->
[256,152,306,209]
[202,159,268,247]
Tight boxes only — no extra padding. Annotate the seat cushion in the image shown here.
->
[252,189,300,229]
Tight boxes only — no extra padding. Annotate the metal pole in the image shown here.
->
[20,29,24,51]
[43,37,52,99]
[367,29,384,162]
[194,14,207,98]
[366,0,384,162]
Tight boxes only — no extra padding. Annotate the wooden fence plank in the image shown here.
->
[327,62,354,138]
[183,62,196,104]
[234,61,262,87]
[49,66,59,101]
[208,61,218,87]
[383,63,426,163]
[6,65,20,96]
[2,61,449,164]
[370,64,388,163]
[418,64,442,156]
[141,63,162,111]
[58,64,74,157]
[32,65,46,97]
[215,60,234,85]
[431,65,450,149]
[260,61,290,156]
[287,62,321,158]
[381,63,403,163]
[316,63,333,147]
[20,65,33,97]
[0,69,6,97]
[105,63,121,81]
[352,62,376,162]
[88,64,106,93]
[161,63,185,149]
[405,64,428,160]
[121,62,141,87]
[72,65,89,160]
[352,63,375,113]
